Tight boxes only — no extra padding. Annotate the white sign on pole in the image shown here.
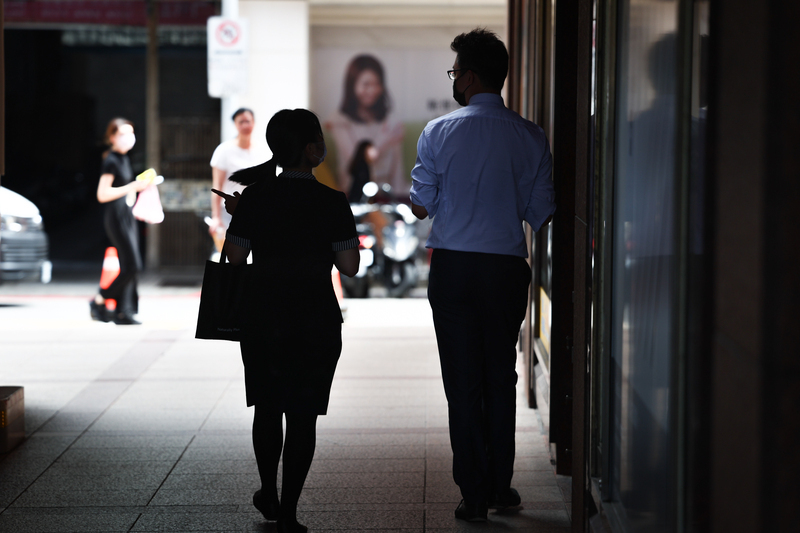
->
[207,17,248,97]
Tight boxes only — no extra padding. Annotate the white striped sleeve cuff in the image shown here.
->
[225,231,251,249]
[332,236,359,252]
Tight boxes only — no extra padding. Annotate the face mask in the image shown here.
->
[116,132,136,152]
[313,142,327,164]
[452,76,469,107]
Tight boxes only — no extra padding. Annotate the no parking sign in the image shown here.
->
[207,16,249,97]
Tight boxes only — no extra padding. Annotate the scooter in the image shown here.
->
[380,200,419,297]
[361,182,420,298]
[340,200,377,299]
[342,182,420,298]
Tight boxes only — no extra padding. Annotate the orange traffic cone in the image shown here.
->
[99,247,120,311]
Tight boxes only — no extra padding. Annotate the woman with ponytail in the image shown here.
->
[220,109,359,533]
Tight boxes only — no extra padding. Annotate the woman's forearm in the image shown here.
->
[97,175,136,203]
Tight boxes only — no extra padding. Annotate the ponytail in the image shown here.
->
[229,158,278,186]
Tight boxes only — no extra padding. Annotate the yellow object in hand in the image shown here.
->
[136,168,157,184]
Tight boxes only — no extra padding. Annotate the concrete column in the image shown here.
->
[238,0,310,158]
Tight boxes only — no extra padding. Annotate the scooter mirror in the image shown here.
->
[362,182,380,198]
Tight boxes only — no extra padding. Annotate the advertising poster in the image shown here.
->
[311,46,458,197]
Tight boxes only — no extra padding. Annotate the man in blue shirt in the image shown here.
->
[410,28,556,522]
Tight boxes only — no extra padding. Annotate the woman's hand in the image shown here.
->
[207,216,223,237]
[212,189,241,216]
[97,174,148,203]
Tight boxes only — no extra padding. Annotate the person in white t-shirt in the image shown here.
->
[209,108,262,239]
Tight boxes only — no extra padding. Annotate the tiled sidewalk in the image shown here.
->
[0,297,570,532]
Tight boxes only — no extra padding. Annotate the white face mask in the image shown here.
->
[311,141,326,165]
[116,132,136,152]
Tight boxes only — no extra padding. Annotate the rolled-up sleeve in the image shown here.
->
[524,140,556,232]
[410,129,440,217]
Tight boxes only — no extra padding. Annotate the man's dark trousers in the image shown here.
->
[428,248,531,504]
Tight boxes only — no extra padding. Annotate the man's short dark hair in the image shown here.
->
[450,28,509,91]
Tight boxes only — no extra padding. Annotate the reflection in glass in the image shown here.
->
[611,0,679,530]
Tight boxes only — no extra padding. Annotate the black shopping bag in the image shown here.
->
[195,252,253,341]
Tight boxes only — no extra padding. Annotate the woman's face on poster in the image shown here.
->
[354,69,383,108]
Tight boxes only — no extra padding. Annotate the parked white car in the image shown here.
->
[0,186,51,283]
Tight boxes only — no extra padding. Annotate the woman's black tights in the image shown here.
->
[253,406,317,524]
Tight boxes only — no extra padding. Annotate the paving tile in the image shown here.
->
[11,487,156,508]
[43,460,175,479]
[71,435,193,449]
[426,508,572,531]
[0,299,570,532]
[171,459,258,475]
[301,509,423,530]
[300,487,423,505]
[0,456,54,480]
[148,488,253,506]
[181,446,255,461]
[37,412,100,433]
[0,508,141,532]
[304,471,423,489]
[315,433,426,447]
[1,434,76,458]
[310,458,424,473]
[188,435,253,448]
[0,478,32,509]
[514,456,556,471]
[319,417,429,430]
[131,509,261,531]
[425,482,462,503]
[315,445,424,460]
[30,462,175,493]
[309,530,422,533]
[159,473,261,491]
[517,484,567,501]
[57,446,186,463]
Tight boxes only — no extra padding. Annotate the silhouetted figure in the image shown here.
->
[614,32,679,525]
[410,29,556,522]
[220,109,359,533]
[347,140,377,201]
[90,118,148,325]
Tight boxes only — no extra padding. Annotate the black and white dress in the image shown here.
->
[227,170,358,414]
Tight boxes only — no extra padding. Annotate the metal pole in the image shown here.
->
[220,0,240,143]
[1,0,6,183]
[146,0,160,268]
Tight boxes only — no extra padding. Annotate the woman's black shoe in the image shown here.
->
[113,313,141,325]
[276,518,308,533]
[253,489,280,521]
[89,300,110,322]
[454,499,488,522]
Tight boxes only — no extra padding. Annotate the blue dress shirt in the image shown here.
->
[410,93,556,258]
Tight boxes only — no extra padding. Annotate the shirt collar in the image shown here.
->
[279,170,316,180]
[467,93,505,107]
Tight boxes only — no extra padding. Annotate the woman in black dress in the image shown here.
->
[221,109,359,533]
[90,118,148,324]
[346,139,376,201]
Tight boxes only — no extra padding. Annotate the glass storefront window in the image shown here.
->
[611,0,680,530]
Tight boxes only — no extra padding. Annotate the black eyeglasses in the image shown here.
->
[447,69,463,80]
